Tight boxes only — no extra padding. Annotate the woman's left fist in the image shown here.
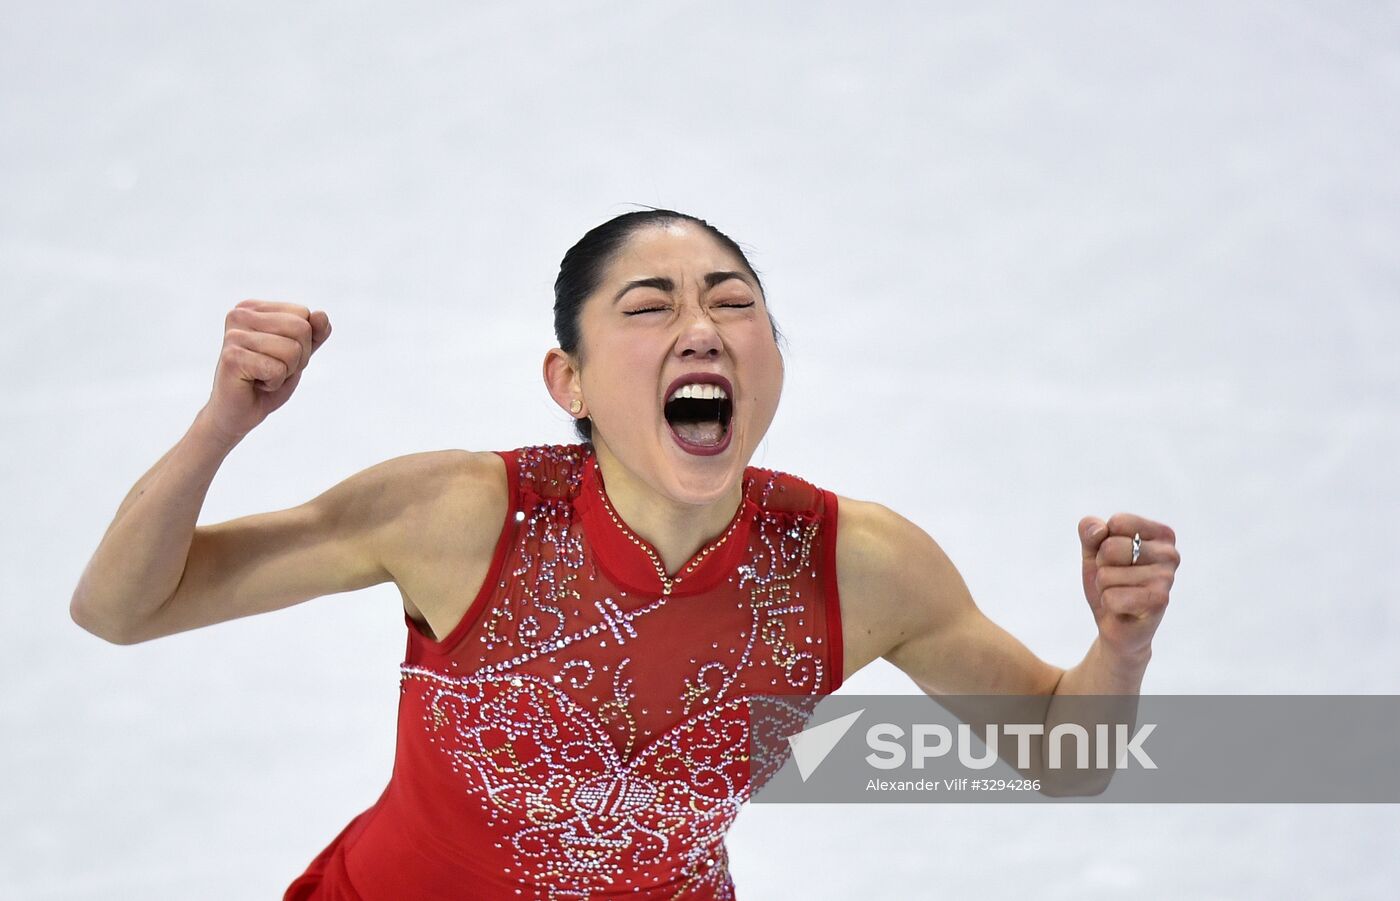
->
[1078,513,1179,661]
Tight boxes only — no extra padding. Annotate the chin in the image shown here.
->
[658,424,746,498]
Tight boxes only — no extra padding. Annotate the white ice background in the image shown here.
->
[2,2,1398,898]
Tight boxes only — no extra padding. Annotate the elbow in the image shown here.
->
[69,595,143,646]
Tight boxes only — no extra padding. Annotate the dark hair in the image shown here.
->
[553,207,785,444]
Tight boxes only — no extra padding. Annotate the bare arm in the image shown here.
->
[69,298,509,647]
[72,442,490,645]
[70,408,248,643]
[836,497,1064,698]
[840,498,1177,794]
[70,298,340,644]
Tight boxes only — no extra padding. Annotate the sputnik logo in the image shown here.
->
[786,708,865,782]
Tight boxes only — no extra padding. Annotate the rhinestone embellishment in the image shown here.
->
[395,443,834,899]
[589,458,749,596]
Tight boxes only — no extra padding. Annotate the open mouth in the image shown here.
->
[663,392,733,450]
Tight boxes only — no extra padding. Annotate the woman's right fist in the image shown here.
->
[204,300,332,443]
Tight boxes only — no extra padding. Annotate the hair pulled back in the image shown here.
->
[553,207,783,444]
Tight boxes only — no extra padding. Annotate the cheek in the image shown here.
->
[748,337,784,391]
[604,329,660,364]
[590,332,651,374]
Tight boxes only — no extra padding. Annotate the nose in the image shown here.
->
[675,305,723,359]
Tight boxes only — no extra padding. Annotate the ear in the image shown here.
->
[542,348,583,417]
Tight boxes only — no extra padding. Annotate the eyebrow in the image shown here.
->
[612,270,753,304]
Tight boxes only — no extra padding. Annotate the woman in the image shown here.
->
[70,209,1179,899]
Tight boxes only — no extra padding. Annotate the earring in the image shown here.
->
[570,399,582,415]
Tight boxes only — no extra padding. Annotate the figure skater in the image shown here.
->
[70,208,1179,900]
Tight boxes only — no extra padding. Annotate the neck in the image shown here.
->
[590,440,745,579]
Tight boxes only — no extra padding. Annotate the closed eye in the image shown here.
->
[623,301,753,316]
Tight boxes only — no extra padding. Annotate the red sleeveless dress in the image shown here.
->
[284,442,845,900]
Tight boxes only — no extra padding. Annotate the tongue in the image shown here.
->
[673,419,724,446]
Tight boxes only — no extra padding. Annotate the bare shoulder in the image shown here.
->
[830,493,970,679]
[373,449,510,642]
[374,448,506,515]
[373,449,508,572]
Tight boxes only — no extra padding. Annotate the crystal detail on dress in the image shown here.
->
[589,456,751,596]
[396,442,836,899]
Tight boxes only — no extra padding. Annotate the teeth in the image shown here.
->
[668,383,729,402]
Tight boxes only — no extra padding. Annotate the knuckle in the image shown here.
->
[292,319,313,349]
[278,334,304,367]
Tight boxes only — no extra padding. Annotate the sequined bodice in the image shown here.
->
[339,443,844,901]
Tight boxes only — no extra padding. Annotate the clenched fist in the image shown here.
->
[204,299,332,443]
[1078,513,1179,664]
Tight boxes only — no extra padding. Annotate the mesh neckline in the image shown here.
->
[575,447,759,599]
